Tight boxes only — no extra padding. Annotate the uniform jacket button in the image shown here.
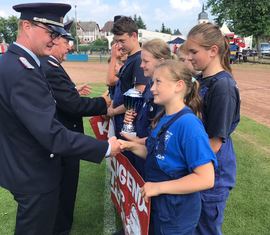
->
[73,124,77,128]
[50,153,54,158]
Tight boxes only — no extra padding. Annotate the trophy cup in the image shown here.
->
[121,87,144,136]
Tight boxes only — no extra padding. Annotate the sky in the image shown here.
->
[0,0,213,36]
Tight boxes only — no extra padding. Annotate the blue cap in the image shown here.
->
[13,3,71,35]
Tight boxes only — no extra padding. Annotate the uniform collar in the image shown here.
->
[13,42,41,67]
[49,55,60,63]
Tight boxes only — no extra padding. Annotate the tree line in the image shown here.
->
[0,16,18,43]
[206,0,270,50]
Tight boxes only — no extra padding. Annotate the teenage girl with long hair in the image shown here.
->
[186,22,241,235]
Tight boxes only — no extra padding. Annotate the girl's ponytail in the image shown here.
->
[221,36,232,73]
[184,79,202,119]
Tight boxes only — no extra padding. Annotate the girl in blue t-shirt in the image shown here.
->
[121,39,172,178]
[119,60,217,235]
[186,23,240,235]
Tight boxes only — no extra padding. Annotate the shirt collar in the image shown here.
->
[14,42,41,67]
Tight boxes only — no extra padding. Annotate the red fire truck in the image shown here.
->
[226,33,246,48]
[226,33,246,63]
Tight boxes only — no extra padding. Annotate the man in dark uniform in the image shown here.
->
[40,21,110,235]
[0,3,120,235]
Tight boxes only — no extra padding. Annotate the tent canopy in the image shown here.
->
[167,37,185,44]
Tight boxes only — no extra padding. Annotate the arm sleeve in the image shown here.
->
[10,71,108,163]
[180,117,217,172]
[204,79,239,140]
[46,67,107,117]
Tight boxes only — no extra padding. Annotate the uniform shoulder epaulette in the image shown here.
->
[19,57,35,70]
[48,60,60,68]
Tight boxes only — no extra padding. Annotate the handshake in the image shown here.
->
[107,136,123,157]
[107,134,138,157]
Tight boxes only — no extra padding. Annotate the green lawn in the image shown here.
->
[1,84,270,234]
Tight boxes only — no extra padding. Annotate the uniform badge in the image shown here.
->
[48,60,60,67]
[19,57,35,69]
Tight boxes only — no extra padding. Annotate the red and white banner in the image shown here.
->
[90,116,151,235]
[89,116,110,140]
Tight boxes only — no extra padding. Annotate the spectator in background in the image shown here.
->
[106,40,127,99]
[176,42,199,76]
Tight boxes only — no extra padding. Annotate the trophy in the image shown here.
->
[121,87,144,136]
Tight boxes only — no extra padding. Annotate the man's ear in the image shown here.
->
[22,20,32,31]
[131,32,138,39]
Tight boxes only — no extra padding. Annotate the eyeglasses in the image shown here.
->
[32,22,60,39]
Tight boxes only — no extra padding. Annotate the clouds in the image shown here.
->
[170,0,201,11]
[0,0,209,36]
[0,10,8,18]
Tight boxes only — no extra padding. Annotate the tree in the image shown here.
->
[206,0,270,52]
[133,14,146,29]
[69,20,80,52]
[89,38,108,53]
[160,23,172,34]
[0,16,18,43]
[161,23,166,33]
[173,29,182,35]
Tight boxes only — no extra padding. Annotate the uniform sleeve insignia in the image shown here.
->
[48,60,60,67]
[19,57,35,69]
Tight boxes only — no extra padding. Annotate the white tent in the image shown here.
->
[220,23,232,35]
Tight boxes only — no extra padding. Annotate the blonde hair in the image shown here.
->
[187,22,231,73]
[176,42,188,61]
[152,60,202,127]
[142,39,172,60]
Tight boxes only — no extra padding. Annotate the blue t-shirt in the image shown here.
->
[113,51,149,136]
[197,71,240,141]
[197,70,240,190]
[150,109,217,176]
[118,50,149,94]
[135,81,162,138]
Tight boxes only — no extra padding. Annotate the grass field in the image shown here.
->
[1,84,270,234]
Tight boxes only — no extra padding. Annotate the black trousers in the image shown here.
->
[12,187,59,235]
[53,157,80,234]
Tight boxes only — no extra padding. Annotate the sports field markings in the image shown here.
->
[103,158,116,235]
[234,131,270,155]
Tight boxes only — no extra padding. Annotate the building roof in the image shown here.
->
[77,21,100,31]
[101,21,113,32]
[198,4,208,20]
